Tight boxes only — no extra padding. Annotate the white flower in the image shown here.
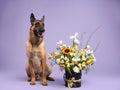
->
[91,54,96,60]
[82,55,86,60]
[73,66,80,73]
[72,57,80,62]
[61,55,64,59]
[57,40,67,50]
[76,58,80,61]
[48,53,53,60]
[86,50,91,54]
[70,35,74,40]
[64,56,68,60]
[63,44,67,47]
[74,38,79,44]
[60,60,64,63]
[71,52,79,57]
[75,32,79,37]
[70,52,74,56]
[56,58,60,63]
[82,63,86,67]
[86,45,90,49]
[74,53,80,58]
[78,64,82,70]
[57,40,63,46]
[67,63,70,67]
[48,53,52,57]
[70,32,80,45]
[70,32,79,40]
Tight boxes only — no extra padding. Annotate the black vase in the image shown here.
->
[64,70,82,88]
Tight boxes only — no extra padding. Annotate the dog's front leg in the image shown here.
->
[29,59,36,85]
[41,55,48,86]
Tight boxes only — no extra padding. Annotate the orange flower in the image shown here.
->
[62,47,71,55]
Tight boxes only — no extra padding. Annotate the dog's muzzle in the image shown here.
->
[34,29,45,38]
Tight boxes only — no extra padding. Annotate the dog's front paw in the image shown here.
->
[42,81,48,86]
[30,82,36,85]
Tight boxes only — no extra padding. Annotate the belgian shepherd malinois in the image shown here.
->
[25,13,54,86]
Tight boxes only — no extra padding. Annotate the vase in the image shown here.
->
[64,70,82,88]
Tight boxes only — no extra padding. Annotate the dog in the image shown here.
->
[25,13,54,86]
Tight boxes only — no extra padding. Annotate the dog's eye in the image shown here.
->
[35,22,40,27]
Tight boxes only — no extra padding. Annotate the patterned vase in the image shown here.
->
[64,70,82,88]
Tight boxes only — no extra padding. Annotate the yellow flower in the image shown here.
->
[65,60,69,65]
[86,59,94,65]
[82,61,86,65]
[53,52,59,57]
[80,49,85,55]
[81,61,86,69]
[62,47,71,55]
[78,64,82,70]
[74,46,78,51]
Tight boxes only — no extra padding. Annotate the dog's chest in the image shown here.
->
[31,46,42,73]
[32,47,42,58]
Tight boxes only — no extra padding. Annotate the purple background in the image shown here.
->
[0,0,120,90]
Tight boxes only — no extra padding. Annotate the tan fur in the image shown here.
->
[25,13,54,86]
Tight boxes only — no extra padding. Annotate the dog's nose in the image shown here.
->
[39,32,42,35]
[39,29,45,33]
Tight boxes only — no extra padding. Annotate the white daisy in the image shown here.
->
[82,55,86,60]
[74,32,79,38]
[72,57,80,62]
[64,56,68,60]
[70,32,78,40]
[60,60,64,63]
[60,55,64,59]
[73,66,80,73]
[57,40,63,46]
[86,45,90,49]
[56,58,60,63]
[78,64,82,70]
[74,38,79,44]
[67,63,70,67]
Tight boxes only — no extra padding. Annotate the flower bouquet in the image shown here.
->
[48,33,96,88]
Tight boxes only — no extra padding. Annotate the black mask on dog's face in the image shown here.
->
[34,28,45,37]
[33,21,45,37]
[30,13,45,38]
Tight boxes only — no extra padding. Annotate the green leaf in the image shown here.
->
[65,66,72,74]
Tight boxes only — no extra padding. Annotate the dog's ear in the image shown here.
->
[30,13,36,25]
[41,15,45,22]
